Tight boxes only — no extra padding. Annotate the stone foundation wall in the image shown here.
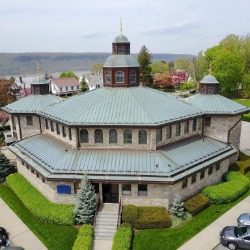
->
[19,115,41,139]
[204,115,242,149]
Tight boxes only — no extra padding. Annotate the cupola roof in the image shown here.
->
[113,34,130,43]
[200,74,219,84]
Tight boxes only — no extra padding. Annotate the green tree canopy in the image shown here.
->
[138,45,153,87]
[91,63,103,74]
[73,174,97,225]
[80,77,89,92]
[0,153,14,183]
[151,61,169,74]
[59,71,79,80]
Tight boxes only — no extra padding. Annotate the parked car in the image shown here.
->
[220,225,250,249]
[237,213,250,227]
[0,227,8,240]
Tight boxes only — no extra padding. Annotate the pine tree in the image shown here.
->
[170,195,186,219]
[80,77,89,92]
[0,152,14,183]
[73,174,97,225]
[137,45,153,87]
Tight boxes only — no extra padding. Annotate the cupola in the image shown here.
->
[31,65,50,95]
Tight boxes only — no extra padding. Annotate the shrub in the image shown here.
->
[112,224,132,250]
[202,171,250,204]
[170,195,185,219]
[184,193,210,216]
[72,224,93,250]
[122,204,138,223]
[229,159,250,174]
[133,206,172,229]
[6,173,74,225]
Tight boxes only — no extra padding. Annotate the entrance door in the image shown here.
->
[102,184,119,203]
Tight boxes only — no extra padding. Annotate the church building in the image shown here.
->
[2,30,250,207]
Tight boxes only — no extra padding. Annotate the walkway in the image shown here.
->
[0,198,47,250]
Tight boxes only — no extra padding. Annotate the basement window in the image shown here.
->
[26,116,33,126]
[182,179,187,189]
[205,117,211,127]
[191,174,196,184]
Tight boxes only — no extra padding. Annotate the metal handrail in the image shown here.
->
[116,198,122,229]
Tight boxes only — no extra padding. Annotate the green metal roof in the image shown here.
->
[103,55,139,68]
[2,94,61,114]
[185,94,250,114]
[113,34,130,43]
[31,75,50,85]
[200,74,219,84]
[9,134,236,182]
[41,87,202,126]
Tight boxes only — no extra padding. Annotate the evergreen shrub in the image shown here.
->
[229,160,250,174]
[202,171,250,204]
[122,204,138,223]
[112,224,133,250]
[184,193,210,216]
[132,206,172,229]
[72,224,93,250]
[6,173,74,225]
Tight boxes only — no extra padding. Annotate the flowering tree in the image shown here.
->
[0,112,9,131]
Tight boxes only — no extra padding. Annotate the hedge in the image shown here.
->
[123,206,172,229]
[72,224,93,250]
[122,204,138,223]
[184,193,210,216]
[229,159,250,174]
[112,224,132,250]
[202,171,250,204]
[6,173,74,225]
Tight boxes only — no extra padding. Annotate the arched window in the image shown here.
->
[138,129,147,144]
[80,129,89,143]
[109,129,117,143]
[105,71,111,83]
[124,129,132,144]
[129,70,136,83]
[116,71,124,83]
[95,129,103,143]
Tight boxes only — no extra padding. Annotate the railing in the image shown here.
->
[93,196,100,229]
[117,198,122,229]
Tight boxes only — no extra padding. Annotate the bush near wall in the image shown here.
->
[122,206,172,229]
[184,193,210,216]
[202,171,250,204]
[229,159,250,174]
[72,224,93,250]
[112,224,133,250]
[6,173,74,225]
[122,204,138,223]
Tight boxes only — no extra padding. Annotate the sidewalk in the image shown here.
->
[178,195,250,250]
[0,198,47,250]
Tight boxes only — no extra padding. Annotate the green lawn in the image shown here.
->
[133,153,250,250]
[233,99,250,122]
[0,184,78,250]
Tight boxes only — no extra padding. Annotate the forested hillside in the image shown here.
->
[0,53,193,76]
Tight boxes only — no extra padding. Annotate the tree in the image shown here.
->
[170,195,186,219]
[153,73,173,89]
[0,152,14,183]
[151,61,169,74]
[73,174,97,225]
[91,63,103,74]
[0,112,9,132]
[0,78,15,107]
[137,46,153,87]
[80,77,89,92]
[168,60,175,73]
[59,71,79,80]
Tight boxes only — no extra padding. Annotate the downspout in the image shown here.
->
[76,127,80,149]
[38,115,42,134]
[227,116,242,144]
[201,115,205,141]
[17,116,22,140]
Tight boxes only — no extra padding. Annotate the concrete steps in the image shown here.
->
[94,203,119,241]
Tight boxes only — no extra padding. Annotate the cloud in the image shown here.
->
[143,21,201,36]
[81,32,108,39]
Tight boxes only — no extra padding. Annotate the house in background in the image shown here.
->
[50,77,80,96]
[170,71,189,87]
[80,73,103,91]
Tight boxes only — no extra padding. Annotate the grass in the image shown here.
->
[133,153,250,250]
[233,99,250,122]
[0,184,78,250]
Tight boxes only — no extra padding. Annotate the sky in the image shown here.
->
[1,0,249,55]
